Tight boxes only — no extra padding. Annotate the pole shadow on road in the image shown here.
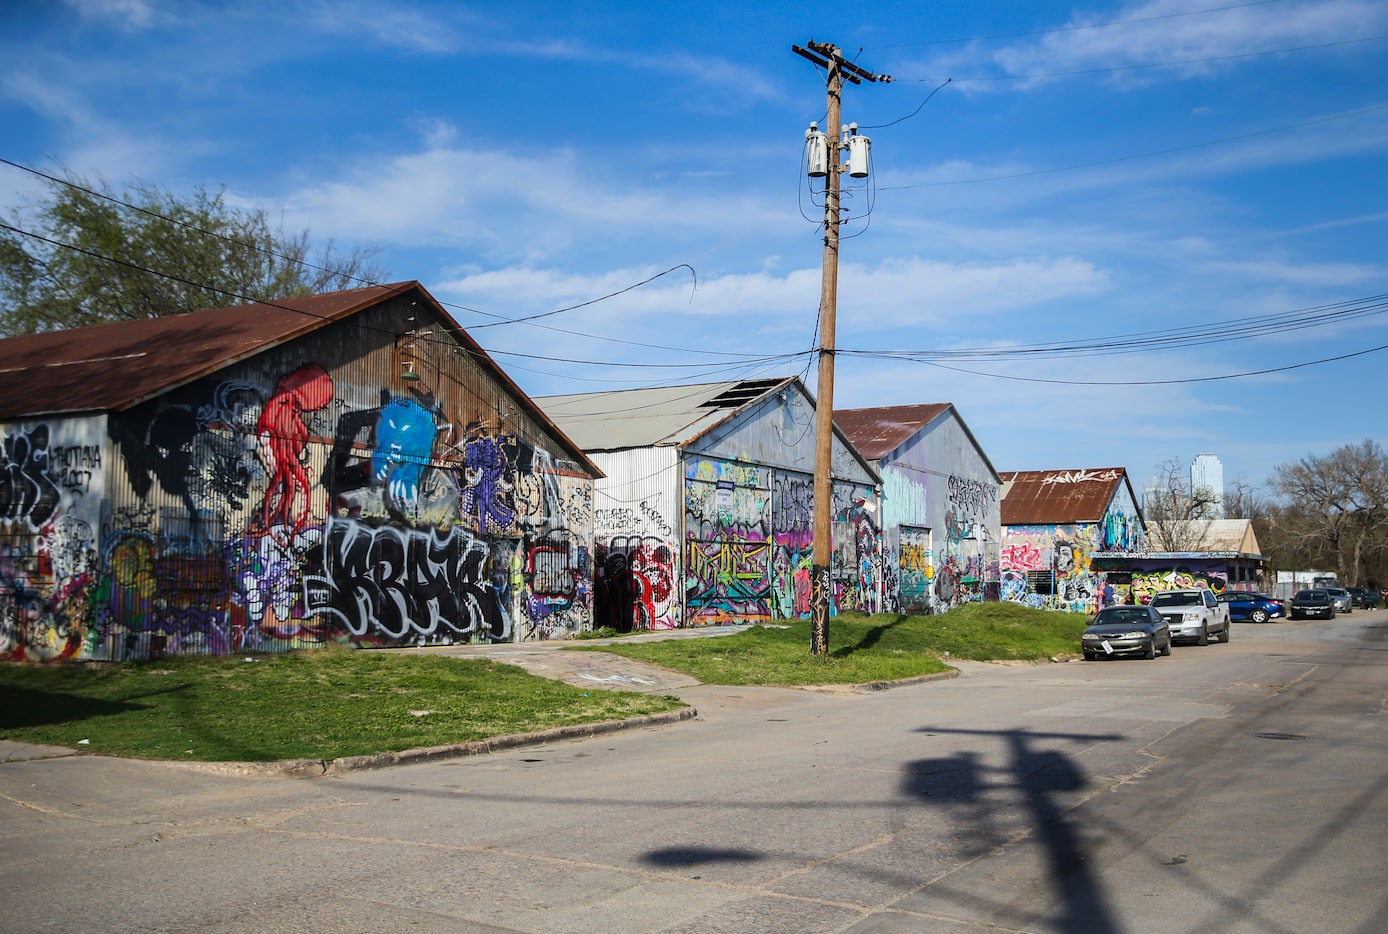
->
[904,725,1124,934]
[640,846,763,869]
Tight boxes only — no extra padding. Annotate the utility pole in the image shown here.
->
[792,41,890,656]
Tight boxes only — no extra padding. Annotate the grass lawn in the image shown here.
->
[0,645,686,762]
[0,602,1087,763]
[572,602,1087,686]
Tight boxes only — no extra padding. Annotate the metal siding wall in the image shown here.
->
[590,448,683,631]
[23,296,597,662]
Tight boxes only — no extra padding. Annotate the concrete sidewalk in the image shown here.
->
[395,624,755,695]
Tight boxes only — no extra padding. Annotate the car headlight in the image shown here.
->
[1183,611,1202,621]
[1118,631,1148,639]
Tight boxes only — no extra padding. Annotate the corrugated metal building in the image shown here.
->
[535,378,882,629]
[835,403,1001,614]
[0,281,600,662]
[999,468,1145,612]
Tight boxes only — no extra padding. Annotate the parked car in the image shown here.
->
[1150,588,1231,645]
[1289,589,1336,620]
[1348,587,1372,608]
[1323,586,1353,614]
[1081,605,1172,660]
[1217,591,1285,624]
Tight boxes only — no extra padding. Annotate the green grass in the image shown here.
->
[571,602,1087,686]
[0,645,685,762]
[0,603,1087,762]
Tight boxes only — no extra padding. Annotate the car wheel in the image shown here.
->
[1161,639,1172,656]
[1144,640,1156,660]
[1083,651,1096,661]
[1250,609,1269,624]
[1197,625,1209,646]
[1218,622,1230,643]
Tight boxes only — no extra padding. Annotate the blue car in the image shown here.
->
[1216,591,1285,624]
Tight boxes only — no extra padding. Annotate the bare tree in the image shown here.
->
[1265,440,1388,587]
[1142,457,1219,551]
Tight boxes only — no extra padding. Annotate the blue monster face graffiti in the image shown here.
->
[372,397,436,509]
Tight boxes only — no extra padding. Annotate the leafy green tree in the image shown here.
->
[0,170,386,334]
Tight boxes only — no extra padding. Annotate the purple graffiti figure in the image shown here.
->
[463,432,514,532]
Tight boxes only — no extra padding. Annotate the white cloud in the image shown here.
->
[59,0,164,31]
[906,0,1388,89]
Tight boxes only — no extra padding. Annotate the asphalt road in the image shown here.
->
[2,612,1386,933]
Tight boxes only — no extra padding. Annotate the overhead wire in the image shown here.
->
[0,156,721,354]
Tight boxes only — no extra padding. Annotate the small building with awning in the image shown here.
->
[1089,518,1271,600]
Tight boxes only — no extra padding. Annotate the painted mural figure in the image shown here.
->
[462,427,515,532]
[371,396,437,516]
[254,364,333,538]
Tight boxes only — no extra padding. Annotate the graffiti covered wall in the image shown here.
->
[681,456,881,625]
[0,417,106,662]
[1000,523,1103,612]
[592,449,681,632]
[4,301,596,661]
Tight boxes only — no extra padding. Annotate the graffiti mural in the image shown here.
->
[1131,567,1227,603]
[597,536,678,632]
[5,339,597,661]
[898,527,934,613]
[1001,523,1103,613]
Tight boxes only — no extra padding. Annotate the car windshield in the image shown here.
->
[1093,608,1148,625]
[1294,590,1328,601]
[1151,592,1198,607]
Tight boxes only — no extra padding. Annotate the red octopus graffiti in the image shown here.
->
[253,364,333,537]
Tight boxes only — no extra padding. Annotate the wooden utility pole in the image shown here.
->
[791,41,890,656]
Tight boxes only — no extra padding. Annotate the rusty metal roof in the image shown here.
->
[0,282,416,419]
[1000,467,1133,525]
[834,403,952,461]
[0,280,602,478]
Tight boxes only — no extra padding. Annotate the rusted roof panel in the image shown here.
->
[834,403,952,461]
[0,280,603,478]
[1000,467,1127,525]
[0,282,415,420]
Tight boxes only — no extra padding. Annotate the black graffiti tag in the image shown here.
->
[0,426,61,526]
[305,519,502,640]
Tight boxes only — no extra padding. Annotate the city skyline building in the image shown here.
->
[1191,452,1225,518]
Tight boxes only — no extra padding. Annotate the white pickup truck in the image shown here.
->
[1149,589,1231,645]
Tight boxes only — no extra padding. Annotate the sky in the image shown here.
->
[2,0,1386,499]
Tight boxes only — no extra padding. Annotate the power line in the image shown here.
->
[880,102,1388,190]
[887,340,1388,386]
[0,156,712,347]
[0,219,793,377]
[902,33,1388,85]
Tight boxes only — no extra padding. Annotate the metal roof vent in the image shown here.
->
[699,378,784,409]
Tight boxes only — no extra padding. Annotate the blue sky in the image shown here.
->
[3,0,1386,498]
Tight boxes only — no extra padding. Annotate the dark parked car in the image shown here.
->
[1217,590,1285,623]
[1323,586,1353,614]
[1289,589,1336,620]
[1348,587,1373,608]
[1081,605,1173,660]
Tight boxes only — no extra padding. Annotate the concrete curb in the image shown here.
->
[156,706,700,778]
[795,668,961,694]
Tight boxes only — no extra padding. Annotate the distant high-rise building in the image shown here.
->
[1190,453,1224,518]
